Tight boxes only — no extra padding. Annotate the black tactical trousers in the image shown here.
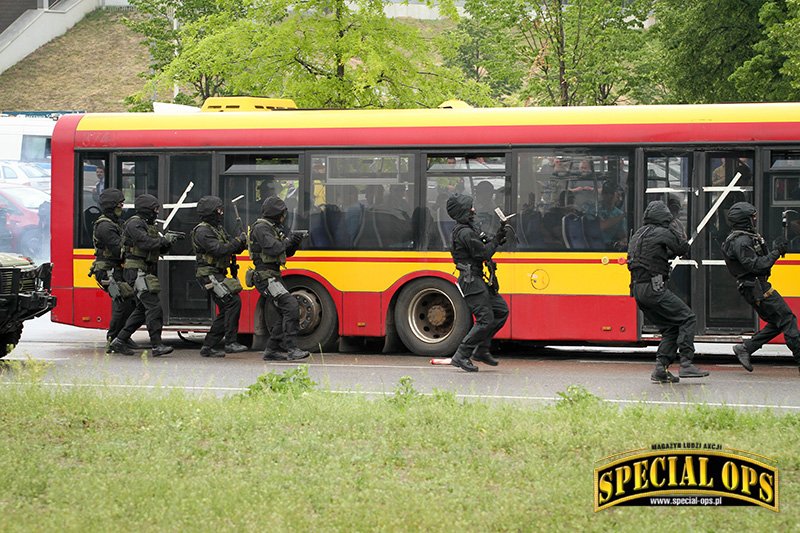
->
[108,297,136,342]
[633,282,696,364]
[200,274,242,348]
[457,284,509,357]
[99,269,135,342]
[255,276,300,351]
[117,269,164,345]
[740,288,800,362]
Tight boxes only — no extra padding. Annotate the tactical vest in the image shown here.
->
[250,218,286,274]
[722,230,769,280]
[627,225,657,279]
[123,215,161,269]
[92,214,123,270]
[192,221,231,277]
[450,223,484,273]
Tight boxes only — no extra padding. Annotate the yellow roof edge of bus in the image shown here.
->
[201,97,298,112]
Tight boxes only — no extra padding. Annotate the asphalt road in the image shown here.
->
[3,314,800,411]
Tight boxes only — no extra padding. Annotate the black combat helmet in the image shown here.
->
[446,194,474,224]
[727,202,757,231]
[98,188,125,214]
[197,195,223,223]
[134,194,160,222]
[262,196,287,222]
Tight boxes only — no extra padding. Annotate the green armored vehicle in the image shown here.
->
[0,253,56,357]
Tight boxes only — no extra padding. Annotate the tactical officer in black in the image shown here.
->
[191,196,249,357]
[250,196,309,361]
[89,188,137,353]
[109,194,179,357]
[446,194,509,372]
[628,200,709,383]
[721,201,799,372]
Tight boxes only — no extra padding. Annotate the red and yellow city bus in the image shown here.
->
[50,101,800,355]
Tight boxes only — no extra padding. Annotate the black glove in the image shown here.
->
[494,226,508,246]
[290,232,304,246]
[237,232,247,245]
[773,236,789,256]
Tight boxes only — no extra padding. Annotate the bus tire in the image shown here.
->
[394,277,469,357]
[285,277,339,353]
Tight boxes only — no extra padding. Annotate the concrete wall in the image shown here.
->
[0,1,37,35]
[0,0,105,75]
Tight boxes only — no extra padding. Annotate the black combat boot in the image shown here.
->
[679,356,709,378]
[224,342,249,354]
[472,347,499,366]
[286,347,310,360]
[451,350,478,372]
[150,344,173,357]
[108,338,134,356]
[200,345,225,358]
[651,359,679,383]
[124,338,140,350]
[733,344,753,372]
[263,348,289,361]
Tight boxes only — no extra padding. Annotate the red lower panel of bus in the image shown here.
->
[59,289,799,346]
[508,294,639,342]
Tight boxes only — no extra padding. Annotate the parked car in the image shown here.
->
[0,185,50,259]
[0,252,55,358]
[0,160,51,192]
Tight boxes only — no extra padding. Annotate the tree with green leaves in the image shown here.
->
[651,0,767,103]
[124,0,227,108]
[438,16,524,101]
[729,0,800,102]
[126,0,493,109]
[462,0,653,106]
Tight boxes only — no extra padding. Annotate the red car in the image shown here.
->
[0,185,50,259]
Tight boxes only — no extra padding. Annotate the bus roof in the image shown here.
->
[59,102,800,149]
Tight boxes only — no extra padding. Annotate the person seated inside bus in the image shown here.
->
[598,181,627,250]
[577,159,595,179]
[386,184,411,213]
[551,158,570,177]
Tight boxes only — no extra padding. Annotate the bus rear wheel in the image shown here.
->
[394,278,469,356]
[285,277,339,353]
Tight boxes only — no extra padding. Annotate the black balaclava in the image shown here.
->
[262,196,288,223]
[134,194,161,224]
[727,202,757,232]
[642,200,673,228]
[446,194,475,225]
[99,188,125,219]
[197,195,224,225]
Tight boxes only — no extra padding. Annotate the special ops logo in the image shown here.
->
[594,443,778,511]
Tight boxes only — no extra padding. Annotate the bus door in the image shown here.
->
[162,154,213,325]
[640,151,693,333]
[639,150,755,336]
[699,151,755,333]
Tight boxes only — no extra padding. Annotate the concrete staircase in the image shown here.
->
[0,0,129,75]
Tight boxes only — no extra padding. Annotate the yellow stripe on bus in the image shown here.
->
[74,103,800,132]
[71,250,633,295]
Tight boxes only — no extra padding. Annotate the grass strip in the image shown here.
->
[0,369,798,531]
